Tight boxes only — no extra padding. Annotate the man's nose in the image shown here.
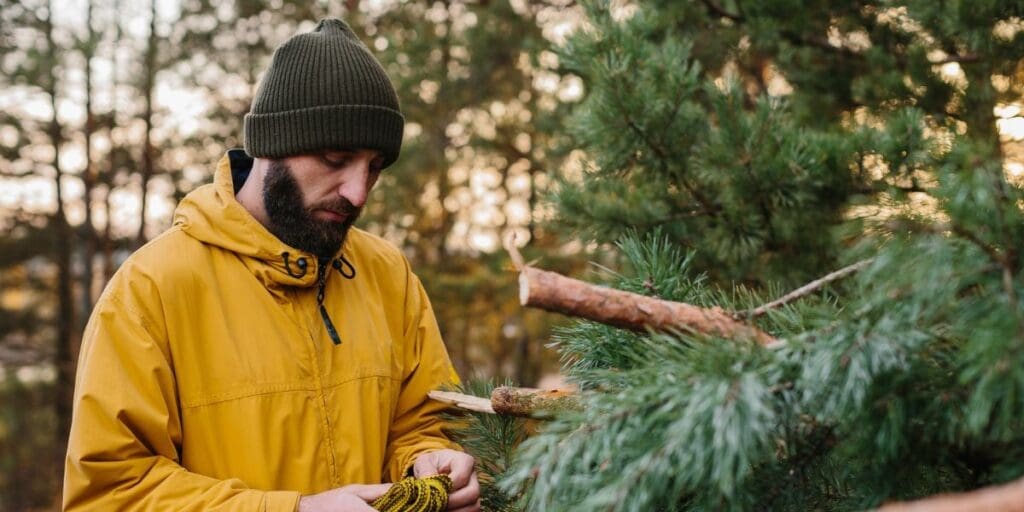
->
[337,167,370,208]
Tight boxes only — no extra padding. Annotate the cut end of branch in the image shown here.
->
[427,390,495,415]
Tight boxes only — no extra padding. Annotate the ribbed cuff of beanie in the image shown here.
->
[244,104,404,168]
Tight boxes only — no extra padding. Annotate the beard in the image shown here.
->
[262,160,361,259]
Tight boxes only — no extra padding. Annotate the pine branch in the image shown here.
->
[739,259,873,318]
[429,387,580,418]
[877,476,1024,512]
[506,239,778,345]
[889,219,1010,273]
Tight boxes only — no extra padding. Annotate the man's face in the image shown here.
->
[262,149,383,259]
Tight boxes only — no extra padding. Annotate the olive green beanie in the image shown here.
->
[244,18,404,168]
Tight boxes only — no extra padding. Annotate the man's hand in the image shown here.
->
[297,483,391,512]
[413,449,481,512]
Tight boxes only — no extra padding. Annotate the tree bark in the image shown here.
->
[490,386,579,417]
[517,264,778,346]
[428,387,580,419]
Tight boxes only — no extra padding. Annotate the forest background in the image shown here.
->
[1,0,1023,510]
[3,0,585,508]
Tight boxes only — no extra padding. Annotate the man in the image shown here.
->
[63,18,480,512]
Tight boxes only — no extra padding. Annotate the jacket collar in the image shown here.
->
[173,150,336,290]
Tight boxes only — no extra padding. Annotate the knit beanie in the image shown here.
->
[244,18,404,168]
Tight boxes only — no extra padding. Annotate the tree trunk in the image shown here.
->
[135,0,157,247]
[44,0,78,489]
[101,0,122,282]
[80,0,96,327]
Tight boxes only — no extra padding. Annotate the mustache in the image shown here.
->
[310,197,361,218]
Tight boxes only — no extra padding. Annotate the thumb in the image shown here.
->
[344,483,393,502]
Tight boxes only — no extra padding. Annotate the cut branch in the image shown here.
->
[506,238,777,346]
[739,259,873,318]
[491,386,579,417]
[429,387,581,419]
[877,476,1024,512]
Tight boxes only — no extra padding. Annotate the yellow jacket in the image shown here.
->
[63,151,459,511]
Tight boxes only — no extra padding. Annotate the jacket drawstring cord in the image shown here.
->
[317,257,343,345]
[281,252,353,346]
[281,252,308,278]
[333,254,356,279]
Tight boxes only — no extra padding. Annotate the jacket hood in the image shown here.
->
[172,150,335,289]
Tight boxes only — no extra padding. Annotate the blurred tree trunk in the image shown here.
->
[136,0,156,247]
[43,0,78,488]
[80,0,97,327]
[101,0,122,282]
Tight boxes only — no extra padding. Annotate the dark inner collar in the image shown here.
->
[228,148,254,195]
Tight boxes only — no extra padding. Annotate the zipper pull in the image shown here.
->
[317,259,343,345]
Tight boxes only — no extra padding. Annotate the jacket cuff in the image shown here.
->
[262,490,302,512]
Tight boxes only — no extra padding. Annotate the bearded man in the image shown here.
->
[63,18,480,512]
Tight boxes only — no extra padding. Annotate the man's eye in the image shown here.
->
[323,156,350,167]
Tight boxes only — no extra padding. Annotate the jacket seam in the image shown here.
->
[181,370,394,409]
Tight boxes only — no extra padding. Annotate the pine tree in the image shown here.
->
[448,1,1024,510]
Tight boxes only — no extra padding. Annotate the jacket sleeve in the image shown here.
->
[63,276,301,512]
[383,264,462,482]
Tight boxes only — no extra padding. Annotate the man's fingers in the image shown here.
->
[346,483,392,502]
[450,501,482,512]
[448,453,476,489]
[447,472,480,509]
[414,453,441,478]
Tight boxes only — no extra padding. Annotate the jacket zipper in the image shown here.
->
[316,258,343,345]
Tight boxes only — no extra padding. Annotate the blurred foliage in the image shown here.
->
[0,0,586,506]
[0,378,60,512]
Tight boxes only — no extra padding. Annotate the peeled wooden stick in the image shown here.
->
[428,387,580,418]
[428,390,495,415]
[876,476,1024,512]
[506,238,778,346]
[738,258,872,318]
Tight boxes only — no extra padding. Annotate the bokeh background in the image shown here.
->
[0,0,589,508]
[3,0,1024,509]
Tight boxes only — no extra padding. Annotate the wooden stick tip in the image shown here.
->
[505,232,526,271]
